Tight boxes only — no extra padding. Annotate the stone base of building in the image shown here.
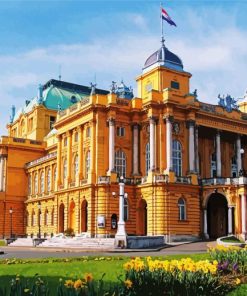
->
[126,236,165,249]
[164,234,201,244]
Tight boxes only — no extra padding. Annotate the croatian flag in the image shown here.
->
[161,7,177,27]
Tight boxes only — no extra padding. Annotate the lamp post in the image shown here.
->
[38,201,41,238]
[112,176,128,248]
[9,207,13,238]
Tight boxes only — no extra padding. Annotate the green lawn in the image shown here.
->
[0,240,6,246]
[0,254,246,295]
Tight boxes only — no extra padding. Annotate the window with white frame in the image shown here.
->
[34,174,38,194]
[40,171,44,193]
[145,142,150,175]
[211,153,217,177]
[86,151,90,178]
[114,150,126,177]
[178,198,186,220]
[124,199,129,221]
[63,159,67,183]
[47,168,51,192]
[117,126,125,137]
[172,140,182,176]
[74,154,79,178]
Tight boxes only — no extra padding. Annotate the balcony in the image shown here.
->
[175,176,191,184]
[98,176,110,184]
[200,177,247,186]
[154,175,168,183]
[80,179,88,186]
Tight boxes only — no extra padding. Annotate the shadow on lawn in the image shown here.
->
[0,275,119,295]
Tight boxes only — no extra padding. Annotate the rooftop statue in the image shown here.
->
[90,82,97,95]
[218,94,239,112]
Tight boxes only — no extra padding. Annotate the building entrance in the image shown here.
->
[139,199,147,235]
[207,193,228,239]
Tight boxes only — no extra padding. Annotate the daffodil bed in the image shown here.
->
[0,248,246,296]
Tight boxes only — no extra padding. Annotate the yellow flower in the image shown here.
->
[235,278,241,285]
[64,279,74,288]
[84,273,93,282]
[74,279,84,289]
[124,279,133,289]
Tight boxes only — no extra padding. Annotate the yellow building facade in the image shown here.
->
[0,39,247,242]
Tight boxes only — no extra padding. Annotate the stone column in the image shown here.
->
[236,135,242,176]
[216,131,222,177]
[203,209,209,238]
[149,117,156,171]
[166,116,173,171]
[56,135,62,186]
[132,123,140,175]
[228,206,233,235]
[67,130,72,183]
[195,126,199,174]
[78,126,83,180]
[187,120,195,173]
[108,118,115,173]
[241,194,246,236]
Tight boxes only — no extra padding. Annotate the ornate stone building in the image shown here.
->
[0,38,246,242]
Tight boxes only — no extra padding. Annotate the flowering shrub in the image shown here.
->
[208,245,247,275]
[122,257,232,296]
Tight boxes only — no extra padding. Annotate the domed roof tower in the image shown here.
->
[143,37,183,74]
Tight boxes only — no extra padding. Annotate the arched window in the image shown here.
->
[178,198,186,220]
[115,150,127,177]
[74,154,79,179]
[51,207,54,226]
[63,159,67,183]
[124,199,129,221]
[26,211,29,227]
[211,153,216,177]
[28,175,32,195]
[231,156,237,177]
[86,151,90,178]
[47,168,51,192]
[44,209,49,226]
[172,140,182,176]
[31,210,35,226]
[145,143,150,175]
[40,171,44,194]
[34,173,38,194]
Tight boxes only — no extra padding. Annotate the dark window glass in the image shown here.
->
[171,81,180,90]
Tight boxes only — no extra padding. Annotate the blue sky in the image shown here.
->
[1,0,247,134]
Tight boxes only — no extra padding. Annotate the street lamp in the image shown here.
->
[9,207,13,238]
[38,201,41,238]
[112,176,128,248]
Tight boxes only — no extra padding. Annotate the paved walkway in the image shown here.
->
[0,241,213,259]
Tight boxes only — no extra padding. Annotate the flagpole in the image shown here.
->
[160,2,164,45]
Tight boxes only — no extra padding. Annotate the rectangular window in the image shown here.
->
[86,127,91,138]
[50,116,56,130]
[117,127,125,137]
[171,81,180,90]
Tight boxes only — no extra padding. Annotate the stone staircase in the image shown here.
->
[38,237,115,249]
[8,238,34,247]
